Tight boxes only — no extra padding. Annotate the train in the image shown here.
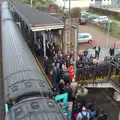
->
[1,2,66,120]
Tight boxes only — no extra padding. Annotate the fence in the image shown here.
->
[76,61,120,84]
[90,4,120,9]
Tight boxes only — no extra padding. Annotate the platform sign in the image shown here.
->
[55,93,68,102]
[5,104,8,113]
[59,102,73,120]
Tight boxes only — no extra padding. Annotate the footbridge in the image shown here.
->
[76,60,120,92]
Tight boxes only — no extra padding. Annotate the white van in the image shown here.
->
[78,33,93,43]
[93,16,109,24]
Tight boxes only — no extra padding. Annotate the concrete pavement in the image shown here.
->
[79,48,120,63]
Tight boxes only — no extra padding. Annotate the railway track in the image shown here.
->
[0,1,4,120]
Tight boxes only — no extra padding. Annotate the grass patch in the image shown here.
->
[87,9,105,16]
[111,15,120,21]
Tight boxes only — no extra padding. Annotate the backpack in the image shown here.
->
[81,112,88,120]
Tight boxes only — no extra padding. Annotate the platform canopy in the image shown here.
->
[12,3,64,31]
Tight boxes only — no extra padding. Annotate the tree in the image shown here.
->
[70,7,81,18]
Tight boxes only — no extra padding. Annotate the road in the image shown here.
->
[78,24,120,50]
[0,1,4,120]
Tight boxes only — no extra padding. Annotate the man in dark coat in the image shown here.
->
[63,83,72,101]
[109,47,115,56]
[44,56,49,74]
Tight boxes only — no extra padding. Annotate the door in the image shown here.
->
[83,35,89,42]
[78,35,84,43]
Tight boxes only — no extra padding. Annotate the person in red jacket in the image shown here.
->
[67,66,74,81]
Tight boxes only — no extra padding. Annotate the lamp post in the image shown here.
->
[71,24,78,80]
[30,0,33,7]
[105,21,111,56]
[69,0,71,14]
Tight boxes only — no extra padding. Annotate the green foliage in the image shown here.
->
[70,7,81,18]
[112,15,120,21]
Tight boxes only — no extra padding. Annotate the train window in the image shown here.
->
[12,86,19,92]
[39,82,45,87]
[25,82,32,88]
[31,102,39,109]
[15,107,22,116]
[47,100,54,108]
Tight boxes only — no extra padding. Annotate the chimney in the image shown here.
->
[49,4,56,15]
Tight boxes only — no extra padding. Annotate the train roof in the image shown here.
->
[2,8,52,103]
[1,2,13,22]
[6,97,66,120]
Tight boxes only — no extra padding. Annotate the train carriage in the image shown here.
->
[6,97,66,120]
[1,2,53,104]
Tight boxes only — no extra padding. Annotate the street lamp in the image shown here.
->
[105,20,112,56]
[30,0,33,7]
[71,24,78,80]
[69,0,71,14]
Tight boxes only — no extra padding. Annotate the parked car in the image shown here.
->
[79,17,87,25]
[93,16,109,24]
[87,14,98,21]
[81,12,91,18]
[78,33,93,43]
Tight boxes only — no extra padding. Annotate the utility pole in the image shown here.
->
[69,0,71,14]
[106,21,110,56]
[64,0,66,13]
[74,28,78,79]
[30,0,32,7]
[71,24,78,80]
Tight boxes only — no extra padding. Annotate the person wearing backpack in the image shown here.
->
[76,106,90,120]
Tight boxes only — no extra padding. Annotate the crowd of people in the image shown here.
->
[33,34,118,120]
[72,99,108,120]
[42,46,109,120]
[31,31,120,120]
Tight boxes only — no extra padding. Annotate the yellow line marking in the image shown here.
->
[78,74,120,84]
[34,55,53,88]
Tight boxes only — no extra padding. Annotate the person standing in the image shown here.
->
[70,79,78,100]
[44,56,49,74]
[63,83,72,101]
[76,107,90,120]
[93,45,101,59]
[109,46,115,56]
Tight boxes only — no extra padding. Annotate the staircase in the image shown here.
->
[82,78,120,93]
[85,82,113,88]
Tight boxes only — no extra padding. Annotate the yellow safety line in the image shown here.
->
[34,55,53,88]
[33,54,120,86]
[78,74,120,84]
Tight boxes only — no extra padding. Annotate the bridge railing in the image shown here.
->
[76,61,120,85]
